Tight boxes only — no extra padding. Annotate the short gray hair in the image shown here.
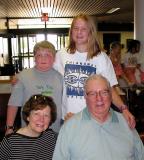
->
[84,74,111,91]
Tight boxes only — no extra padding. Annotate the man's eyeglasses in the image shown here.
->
[86,90,110,98]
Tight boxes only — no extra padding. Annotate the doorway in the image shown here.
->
[103,33,120,55]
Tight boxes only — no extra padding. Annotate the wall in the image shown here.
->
[0,19,7,30]
[98,31,134,54]
[121,32,134,53]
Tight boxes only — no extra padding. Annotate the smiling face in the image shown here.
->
[35,48,55,71]
[27,106,51,136]
[71,18,90,47]
[85,77,112,121]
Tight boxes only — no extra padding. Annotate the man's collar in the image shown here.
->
[82,107,119,123]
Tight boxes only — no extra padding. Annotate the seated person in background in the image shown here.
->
[0,94,57,160]
[6,40,63,135]
[122,40,142,85]
[110,42,132,87]
[109,41,131,95]
[53,74,144,160]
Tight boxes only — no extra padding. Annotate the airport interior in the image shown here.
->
[0,0,144,144]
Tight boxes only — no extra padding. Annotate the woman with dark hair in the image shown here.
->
[0,94,57,160]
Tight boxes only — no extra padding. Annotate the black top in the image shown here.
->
[0,129,57,160]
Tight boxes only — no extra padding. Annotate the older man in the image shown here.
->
[53,74,144,160]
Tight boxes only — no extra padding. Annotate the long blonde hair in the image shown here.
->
[67,14,101,60]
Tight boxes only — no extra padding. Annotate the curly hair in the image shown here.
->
[22,94,57,126]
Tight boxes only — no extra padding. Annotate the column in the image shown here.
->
[134,0,144,54]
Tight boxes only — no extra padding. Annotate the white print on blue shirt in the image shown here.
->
[64,63,96,97]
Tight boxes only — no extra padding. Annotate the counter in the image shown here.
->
[0,76,12,93]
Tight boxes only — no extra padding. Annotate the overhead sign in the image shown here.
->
[41,13,48,21]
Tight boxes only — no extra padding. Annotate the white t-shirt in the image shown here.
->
[122,52,141,68]
[54,49,118,118]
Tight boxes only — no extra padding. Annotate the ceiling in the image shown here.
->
[0,0,134,28]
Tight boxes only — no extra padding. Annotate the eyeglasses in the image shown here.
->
[86,90,110,98]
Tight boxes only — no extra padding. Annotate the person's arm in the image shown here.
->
[6,72,24,135]
[101,53,135,128]
[111,86,135,129]
[64,112,74,121]
[121,73,134,85]
[11,75,18,85]
[5,105,18,135]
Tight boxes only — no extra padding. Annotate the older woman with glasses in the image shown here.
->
[0,94,57,160]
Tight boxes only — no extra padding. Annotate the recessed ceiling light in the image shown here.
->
[107,8,120,14]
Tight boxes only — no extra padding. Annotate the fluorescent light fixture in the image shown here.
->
[41,7,52,13]
[107,8,120,14]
